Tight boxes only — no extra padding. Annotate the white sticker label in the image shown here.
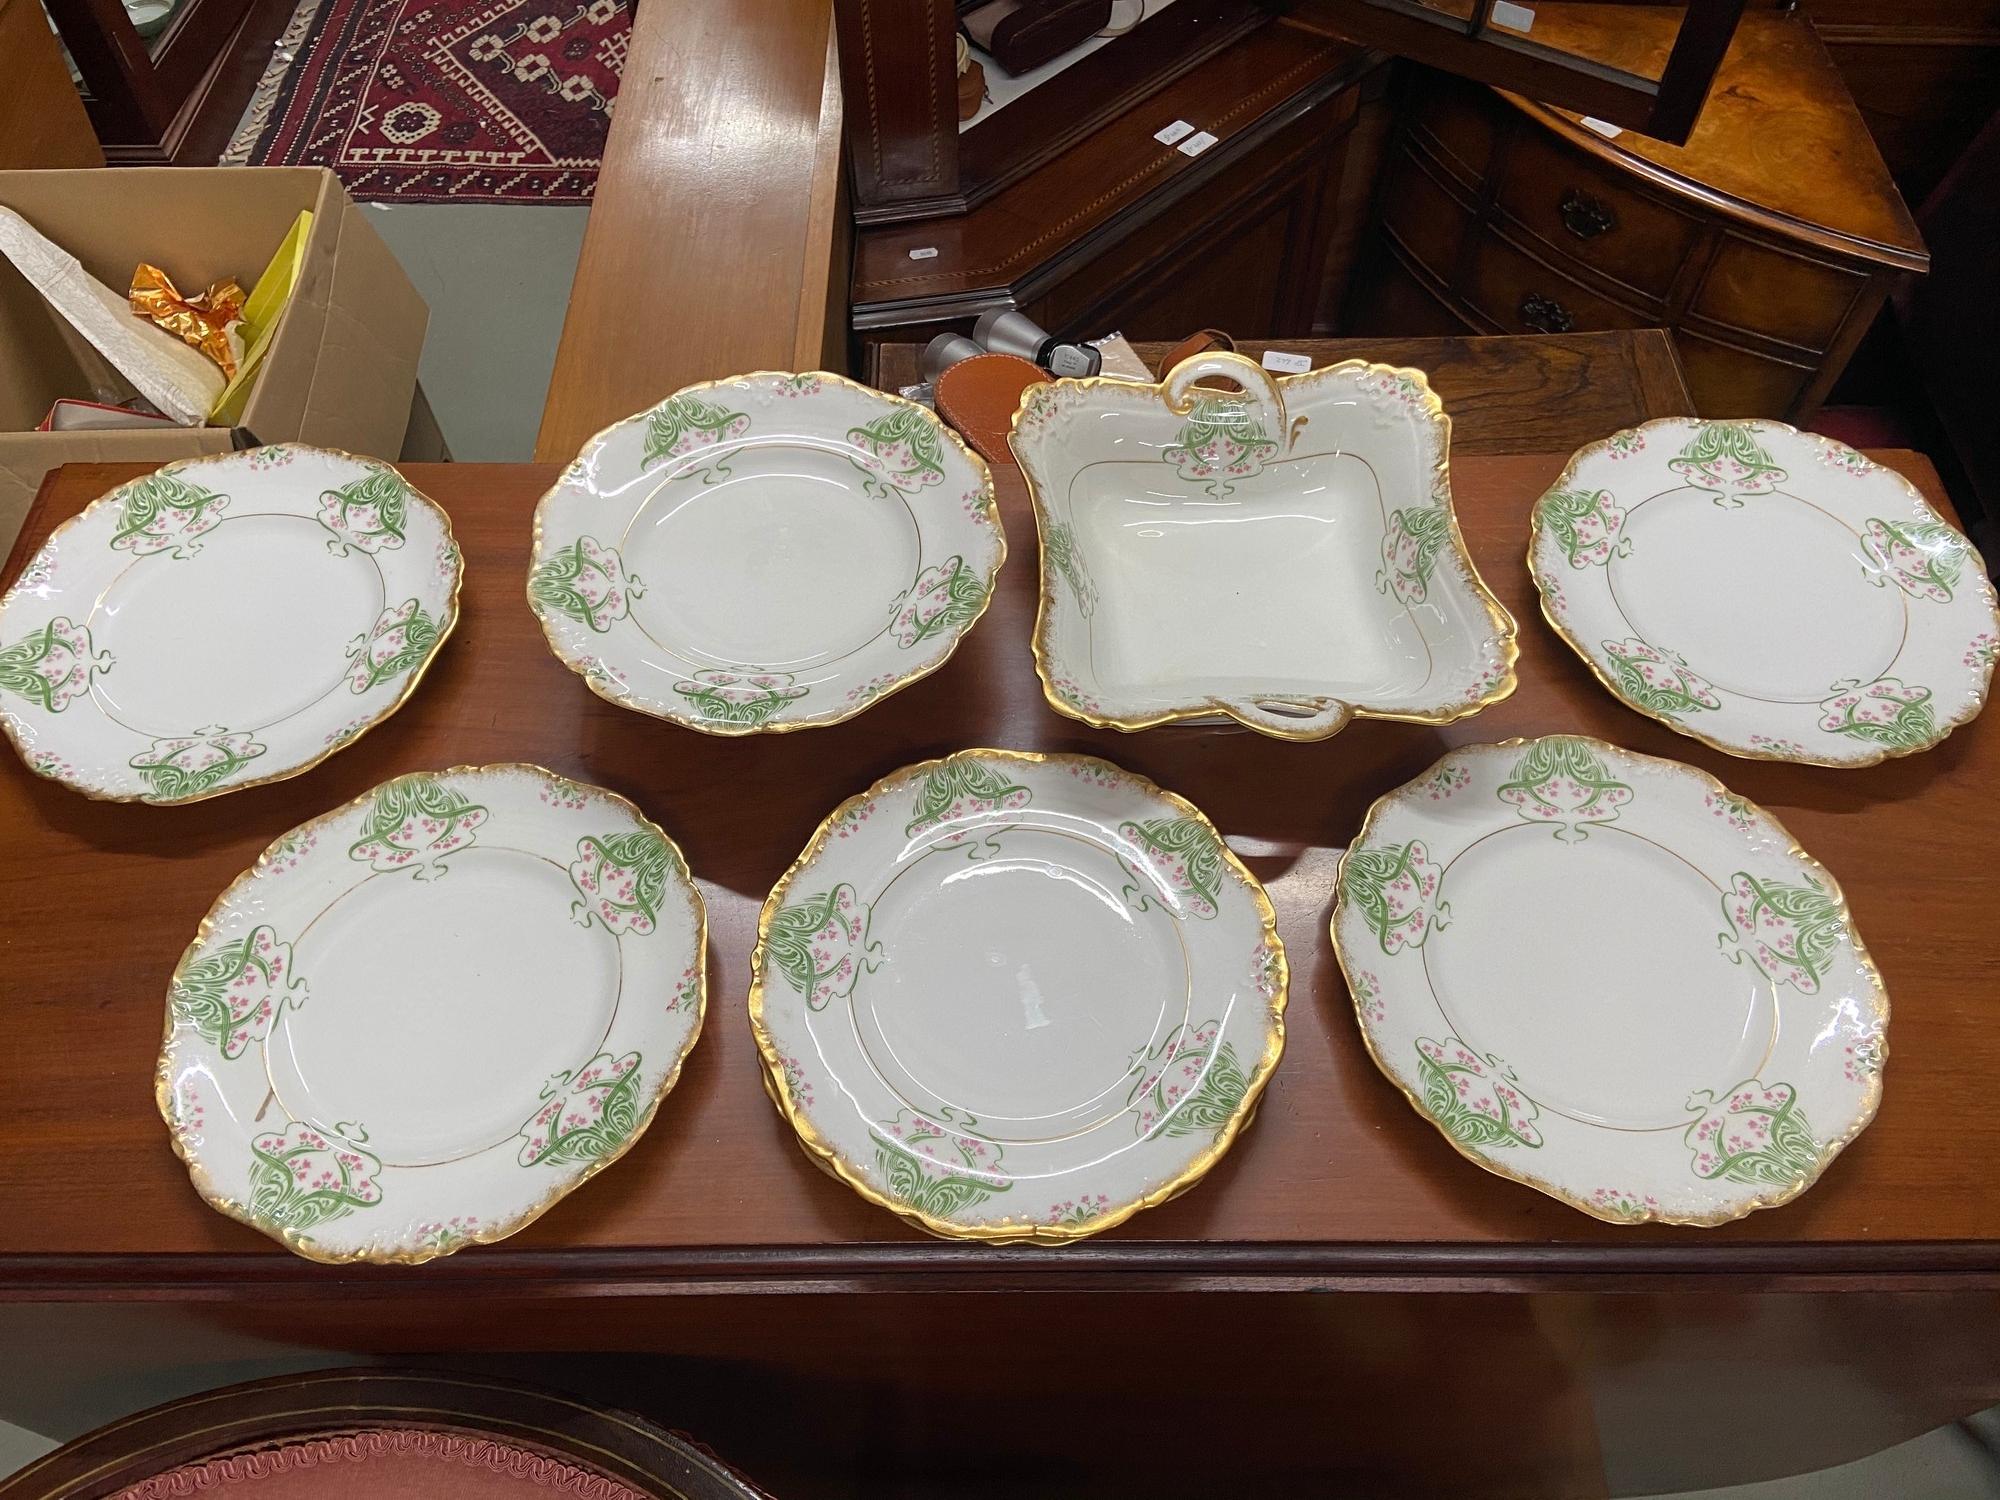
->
[1580,117,1623,139]
[1154,119,1195,145]
[907,246,939,260]
[1490,1,1534,31]
[1177,130,1219,158]
[1260,349,1312,375]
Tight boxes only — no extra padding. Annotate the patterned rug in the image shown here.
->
[223,0,629,203]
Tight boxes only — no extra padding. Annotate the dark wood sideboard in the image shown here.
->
[1346,9,1929,421]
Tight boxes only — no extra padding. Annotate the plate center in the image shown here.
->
[269,847,622,1165]
[1609,490,1905,703]
[623,443,921,670]
[1424,826,1775,1130]
[856,828,1185,1133]
[88,514,383,735]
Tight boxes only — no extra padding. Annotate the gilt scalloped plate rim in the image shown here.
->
[1527,417,2000,769]
[1331,734,1889,1227]
[528,370,1003,737]
[0,445,463,805]
[154,761,709,1265]
[1010,358,1520,741]
[747,747,1288,1245]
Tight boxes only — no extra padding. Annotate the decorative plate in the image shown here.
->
[1332,736,1887,1225]
[0,446,461,804]
[749,748,1286,1242]
[530,371,1002,734]
[1530,418,2000,766]
[1010,351,1517,739]
[157,764,706,1263]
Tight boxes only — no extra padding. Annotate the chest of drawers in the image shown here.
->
[1348,12,1929,420]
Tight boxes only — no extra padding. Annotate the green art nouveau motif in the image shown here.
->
[345,598,438,694]
[347,772,489,877]
[1415,1037,1544,1148]
[873,1107,1010,1219]
[1162,395,1278,498]
[1602,638,1722,718]
[904,759,1031,845]
[671,669,808,726]
[518,1051,645,1166]
[0,616,109,712]
[1862,518,1968,604]
[570,829,680,935]
[1540,486,1628,569]
[1376,506,1453,605]
[170,924,305,1059]
[1818,677,1936,750]
[1668,422,1788,502]
[1042,520,1096,615]
[890,554,985,648]
[1341,839,1446,954]
[1496,736,1634,839]
[641,393,751,472]
[1128,1020,1246,1141]
[1119,817,1227,919]
[1719,870,1844,995]
[248,1122,383,1232]
[108,470,230,557]
[847,407,948,499]
[530,536,643,633]
[764,882,881,1010]
[317,467,410,553]
[129,730,265,801]
[1684,1080,1820,1185]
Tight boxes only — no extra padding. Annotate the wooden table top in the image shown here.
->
[867,331,1697,455]
[3,448,1997,1295]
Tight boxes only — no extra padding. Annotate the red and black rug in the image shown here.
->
[224,0,629,203]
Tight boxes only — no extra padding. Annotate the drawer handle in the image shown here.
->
[1519,293,1574,334]
[1560,188,1617,240]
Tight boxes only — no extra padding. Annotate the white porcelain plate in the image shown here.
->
[750,749,1286,1242]
[531,372,1002,734]
[1530,418,1999,766]
[0,446,461,803]
[1011,352,1517,739]
[158,764,706,1263]
[1333,737,1887,1224]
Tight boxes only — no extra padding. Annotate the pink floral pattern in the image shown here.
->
[1818,677,1935,751]
[128,729,266,802]
[169,924,304,1059]
[1720,870,1842,994]
[0,616,110,713]
[1497,736,1633,838]
[671,669,809,727]
[1340,838,1446,954]
[1540,486,1628,568]
[530,536,642,634]
[765,882,880,1010]
[518,1051,645,1166]
[1415,1037,1543,1149]
[1683,1080,1819,1184]
[346,772,489,877]
[1602,637,1722,718]
[248,1122,384,1230]
[890,554,985,648]
[344,597,438,694]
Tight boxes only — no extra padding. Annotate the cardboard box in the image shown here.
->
[0,167,428,552]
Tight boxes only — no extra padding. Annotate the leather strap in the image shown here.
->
[1153,328,1234,378]
[934,352,1051,467]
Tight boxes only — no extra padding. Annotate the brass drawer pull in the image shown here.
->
[1560,188,1617,240]
[1520,292,1574,334]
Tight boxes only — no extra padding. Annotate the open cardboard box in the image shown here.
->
[0,167,428,552]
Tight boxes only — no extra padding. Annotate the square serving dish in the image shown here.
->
[1009,352,1517,739]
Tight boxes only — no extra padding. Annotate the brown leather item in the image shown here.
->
[961,0,1113,77]
[934,352,1051,467]
[1153,327,1235,376]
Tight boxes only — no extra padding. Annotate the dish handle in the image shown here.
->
[1162,351,1290,451]
[1215,696,1353,740]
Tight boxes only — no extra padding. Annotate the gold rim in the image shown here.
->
[526,371,1004,737]
[153,762,710,1265]
[746,747,1288,1245]
[1526,417,2000,769]
[1008,359,1520,740]
[0,445,465,806]
[1330,734,1890,1227]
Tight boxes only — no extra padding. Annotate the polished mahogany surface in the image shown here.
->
[2,445,1996,1292]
